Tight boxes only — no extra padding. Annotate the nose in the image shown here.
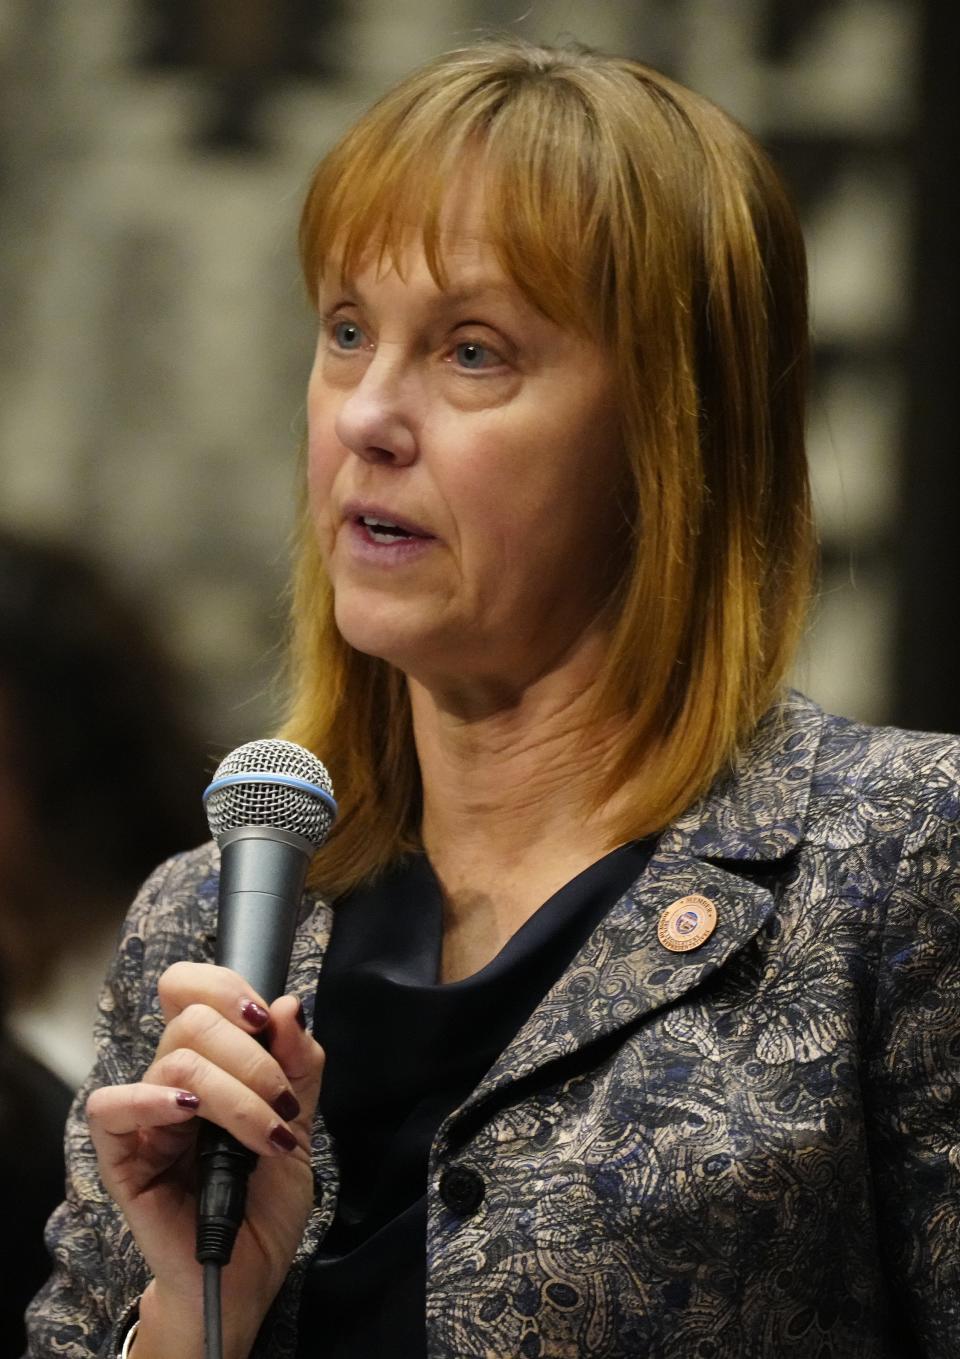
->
[334,351,418,467]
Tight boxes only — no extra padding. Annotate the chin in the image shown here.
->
[332,595,434,671]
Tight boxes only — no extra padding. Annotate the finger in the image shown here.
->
[267,996,325,1117]
[144,1049,305,1158]
[153,1002,300,1123]
[87,1083,201,1176]
[157,961,272,1034]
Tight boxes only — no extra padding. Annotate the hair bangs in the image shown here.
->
[300,67,616,343]
[299,110,468,300]
[477,86,614,338]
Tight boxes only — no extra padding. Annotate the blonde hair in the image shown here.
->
[284,40,815,893]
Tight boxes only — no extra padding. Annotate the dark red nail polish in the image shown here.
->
[240,999,270,1029]
[175,1091,200,1110]
[268,1123,298,1153]
[294,999,307,1030]
[272,1090,301,1121]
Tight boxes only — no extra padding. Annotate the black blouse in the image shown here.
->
[297,840,654,1357]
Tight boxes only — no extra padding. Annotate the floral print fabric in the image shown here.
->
[25,692,960,1357]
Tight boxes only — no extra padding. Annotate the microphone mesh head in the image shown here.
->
[204,739,336,848]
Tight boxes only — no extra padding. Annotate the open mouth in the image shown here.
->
[357,514,429,543]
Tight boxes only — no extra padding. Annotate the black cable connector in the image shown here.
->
[196,1121,259,1359]
[196,1124,258,1265]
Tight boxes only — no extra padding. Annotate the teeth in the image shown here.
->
[360,515,412,542]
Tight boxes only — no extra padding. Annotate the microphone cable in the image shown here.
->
[196,1115,259,1359]
[203,1260,223,1359]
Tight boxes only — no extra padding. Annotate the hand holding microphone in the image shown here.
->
[196,738,336,1270]
[86,740,334,1359]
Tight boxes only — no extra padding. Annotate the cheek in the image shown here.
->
[305,441,333,546]
[494,411,625,591]
[306,437,332,509]
[305,385,342,536]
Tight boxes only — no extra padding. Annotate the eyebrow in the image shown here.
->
[433,279,519,307]
[326,273,528,316]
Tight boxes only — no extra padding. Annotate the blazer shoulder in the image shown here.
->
[806,707,960,853]
[104,841,221,980]
[129,839,222,928]
[119,839,333,966]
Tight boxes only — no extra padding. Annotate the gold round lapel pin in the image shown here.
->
[657,894,718,952]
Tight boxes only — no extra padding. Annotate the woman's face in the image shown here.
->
[306,180,627,696]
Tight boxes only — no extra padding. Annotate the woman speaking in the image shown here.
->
[26,39,960,1359]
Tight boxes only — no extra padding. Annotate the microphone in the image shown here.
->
[195,738,336,1267]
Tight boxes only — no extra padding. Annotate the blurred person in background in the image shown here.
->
[0,529,207,1352]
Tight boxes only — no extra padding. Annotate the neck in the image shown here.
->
[410,636,629,885]
[409,635,638,982]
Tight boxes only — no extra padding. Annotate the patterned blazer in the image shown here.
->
[25,692,960,1357]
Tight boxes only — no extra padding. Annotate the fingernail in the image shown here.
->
[175,1091,200,1110]
[268,1123,298,1153]
[272,1089,301,1121]
[240,999,270,1029]
[294,999,307,1030]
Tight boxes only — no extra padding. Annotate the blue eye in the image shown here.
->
[332,320,364,350]
[455,341,494,370]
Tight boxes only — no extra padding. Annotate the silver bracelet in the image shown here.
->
[119,1319,139,1358]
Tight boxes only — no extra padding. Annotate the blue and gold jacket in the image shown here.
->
[25,692,960,1357]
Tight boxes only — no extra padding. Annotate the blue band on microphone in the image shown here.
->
[203,771,338,817]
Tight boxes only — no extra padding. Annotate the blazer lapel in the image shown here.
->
[288,891,334,1020]
[452,690,826,1120]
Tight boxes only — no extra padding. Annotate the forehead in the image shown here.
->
[323,172,526,303]
[309,145,602,341]
[322,248,558,344]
